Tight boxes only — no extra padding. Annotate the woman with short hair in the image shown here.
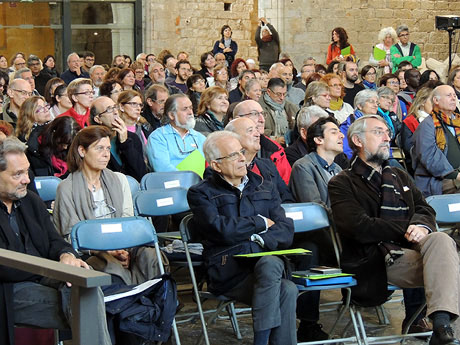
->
[195,86,229,136]
[322,73,353,124]
[58,78,94,128]
[369,27,398,77]
[186,74,207,113]
[244,79,262,102]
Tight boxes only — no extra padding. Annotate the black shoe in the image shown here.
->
[297,322,329,342]
[429,325,460,345]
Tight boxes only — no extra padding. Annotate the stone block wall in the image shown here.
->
[144,0,460,69]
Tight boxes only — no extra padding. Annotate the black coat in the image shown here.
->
[328,166,436,306]
[187,170,294,295]
[0,191,77,345]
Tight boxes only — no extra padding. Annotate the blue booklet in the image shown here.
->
[291,270,354,287]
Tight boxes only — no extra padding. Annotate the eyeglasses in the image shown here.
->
[215,148,246,161]
[75,90,95,96]
[153,99,166,105]
[399,33,409,37]
[36,105,50,114]
[85,58,95,62]
[124,102,143,109]
[174,135,198,155]
[193,79,205,85]
[12,89,33,97]
[29,62,40,67]
[380,95,395,102]
[14,62,26,67]
[216,70,228,75]
[365,129,391,137]
[388,81,399,86]
[94,202,117,219]
[98,105,119,117]
[238,110,266,118]
[365,99,379,105]
[269,89,287,98]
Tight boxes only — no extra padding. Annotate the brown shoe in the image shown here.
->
[402,317,432,339]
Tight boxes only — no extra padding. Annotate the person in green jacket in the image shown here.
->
[390,25,422,73]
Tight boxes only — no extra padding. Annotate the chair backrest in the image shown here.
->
[426,194,460,224]
[34,176,62,202]
[125,175,140,198]
[133,187,190,217]
[70,216,157,251]
[282,202,330,233]
[140,171,201,190]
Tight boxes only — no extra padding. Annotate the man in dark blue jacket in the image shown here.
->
[187,130,297,345]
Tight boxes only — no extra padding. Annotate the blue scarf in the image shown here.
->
[377,108,395,139]
[362,80,377,90]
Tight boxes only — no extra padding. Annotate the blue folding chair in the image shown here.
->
[282,202,361,345]
[34,176,61,202]
[140,171,201,190]
[426,194,460,234]
[125,175,140,198]
[133,187,190,217]
[70,216,181,345]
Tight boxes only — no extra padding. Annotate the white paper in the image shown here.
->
[35,181,42,189]
[164,180,180,189]
[156,197,174,207]
[448,203,460,212]
[104,278,162,302]
[101,223,123,233]
[286,211,304,220]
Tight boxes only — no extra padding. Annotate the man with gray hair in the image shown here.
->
[14,67,37,96]
[145,62,182,95]
[229,69,256,103]
[2,79,32,127]
[27,55,49,96]
[0,136,112,345]
[146,94,205,172]
[413,84,460,196]
[187,130,297,345]
[89,65,106,97]
[61,52,89,85]
[329,114,460,345]
[390,25,421,72]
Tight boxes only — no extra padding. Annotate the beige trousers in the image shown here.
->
[386,232,460,318]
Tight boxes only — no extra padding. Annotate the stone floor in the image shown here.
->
[172,283,439,345]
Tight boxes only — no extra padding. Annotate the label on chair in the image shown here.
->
[285,211,304,220]
[35,181,41,189]
[157,197,174,207]
[101,223,123,233]
[448,203,460,212]
[164,180,180,189]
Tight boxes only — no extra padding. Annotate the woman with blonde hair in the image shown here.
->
[16,96,51,143]
[304,81,331,109]
[369,27,398,77]
[195,86,229,136]
[213,64,230,91]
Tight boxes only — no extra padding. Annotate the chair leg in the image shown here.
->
[354,307,369,345]
[226,302,242,340]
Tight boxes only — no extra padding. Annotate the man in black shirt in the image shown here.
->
[340,61,363,107]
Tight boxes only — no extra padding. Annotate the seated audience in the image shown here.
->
[294,63,315,91]
[16,96,51,145]
[147,94,206,172]
[146,62,182,95]
[0,136,111,345]
[213,63,231,91]
[90,96,147,181]
[279,65,304,106]
[166,60,191,93]
[419,69,440,87]
[197,52,216,83]
[322,73,353,124]
[229,69,255,103]
[229,58,248,91]
[58,78,94,128]
[379,73,408,120]
[195,86,229,136]
[447,68,460,101]
[339,61,363,107]
[186,74,206,114]
[43,77,64,107]
[243,78,262,102]
[117,68,138,92]
[187,130,297,345]
[99,79,123,103]
[399,68,421,109]
[60,52,89,85]
[360,65,377,90]
[329,114,459,345]
[3,78,33,127]
[53,126,165,284]
[377,86,402,146]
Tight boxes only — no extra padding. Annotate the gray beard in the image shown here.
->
[365,148,390,166]
[175,116,196,131]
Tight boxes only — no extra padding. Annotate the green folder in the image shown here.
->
[176,149,206,178]
[234,248,311,258]
[341,46,351,56]
[373,46,387,61]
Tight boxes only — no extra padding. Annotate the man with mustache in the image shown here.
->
[146,94,206,172]
[329,115,460,345]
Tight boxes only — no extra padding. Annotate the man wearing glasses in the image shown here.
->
[142,84,169,130]
[146,94,206,172]
[2,79,32,127]
[329,115,460,345]
[187,130,297,345]
[391,25,422,73]
[90,96,147,181]
[146,62,182,96]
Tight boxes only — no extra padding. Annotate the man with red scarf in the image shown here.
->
[413,85,460,196]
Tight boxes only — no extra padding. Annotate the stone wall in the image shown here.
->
[144,0,460,69]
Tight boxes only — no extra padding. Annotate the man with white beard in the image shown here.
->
[146,94,206,171]
[89,65,106,97]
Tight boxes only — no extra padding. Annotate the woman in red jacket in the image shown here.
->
[326,27,355,65]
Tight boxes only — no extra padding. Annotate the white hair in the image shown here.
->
[378,27,398,43]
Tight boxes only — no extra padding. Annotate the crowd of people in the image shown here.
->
[2,20,460,345]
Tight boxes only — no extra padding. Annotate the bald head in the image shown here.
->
[7,79,32,111]
[90,96,117,127]
[432,85,457,114]
[226,117,261,155]
[233,100,265,135]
